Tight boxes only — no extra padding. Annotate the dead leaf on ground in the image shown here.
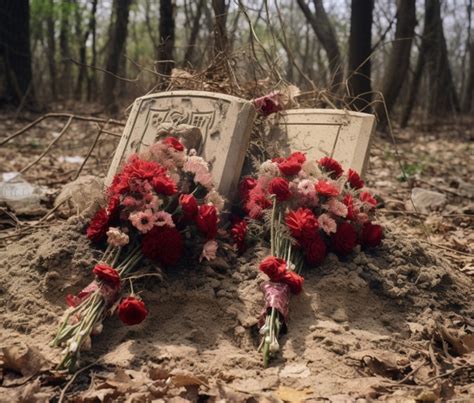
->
[1,344,50,377]
[274,386,313,403]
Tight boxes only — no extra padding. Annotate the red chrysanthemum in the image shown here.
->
[281,270,304,294]
[239,176,257,201]
[342,194,358,220]
[231,219,248,252]
[141,226,183,266]
[360,222,383,248]
[285,208,319,240]
[347,169,364,190]
[118,296,148,325]
[152,175,177,196]
[331,222,358,255]
[268,177,291,201]
[196,204,218,239]
[319,157,343,179]
[360,191,377,207]
[87,208,110,243]
[92,264,121,288]
[302,233,327,265]
[163,136,184,151]
[315,180,340,197]
[259,256,287,281]
[278,154,303,176]
[179,194,198,218]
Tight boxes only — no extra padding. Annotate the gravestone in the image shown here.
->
[105,91,255,198]
[269,109,375,177]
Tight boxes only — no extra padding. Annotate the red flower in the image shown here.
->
[196,204,218,238]
[259,256,287,281]
[239,176,257,201]
[93,264,121,288]
[285,208,319,240]
[361,222,383,248]
[253,92,283,116]
[278,154,303,176]
[331,222,358,255]
[347,169,364,190]
[271,157,285,164]
[87,208,110,243]
[231,219,248,252]
[179,194,198,218]
[319,157,343,179]
[118,296,148,325]
[315,180,340,197]
[302,234,327,265]
[360,191,377,207]
[163,136,184,151]
[152,175,177,196]
[268,177,291,201]
[245,186,271,219]
[142,226,183,266]
[282,270,304,294]
[342,194,358,220]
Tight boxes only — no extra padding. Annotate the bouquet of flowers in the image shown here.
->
[232,153,383,366]
[52,135,224,371]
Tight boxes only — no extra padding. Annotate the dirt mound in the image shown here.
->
[0,218,472,401]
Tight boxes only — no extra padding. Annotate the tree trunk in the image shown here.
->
[424,0,460,117]
[212,0,228,57]
[296,0,343,92]
[102,0,132,110]
[375,0,417,129]
[183,0,204,67]
[59,0,73,99]
[87,0,98,101]
[0,0,35,105]
[46,0,57,100]
[347,0,374,112]
[462,0,473,113]
[156,0,175,82]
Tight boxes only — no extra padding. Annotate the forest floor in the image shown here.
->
[0,107,473,402]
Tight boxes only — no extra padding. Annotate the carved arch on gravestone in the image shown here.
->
[105,91,256,199]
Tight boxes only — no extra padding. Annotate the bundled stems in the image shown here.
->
[51,245,142,371]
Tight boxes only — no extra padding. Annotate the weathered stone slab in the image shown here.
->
[269,109,375,177]
[105,91,255,198]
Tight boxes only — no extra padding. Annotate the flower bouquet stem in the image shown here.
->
[51,245,142,371]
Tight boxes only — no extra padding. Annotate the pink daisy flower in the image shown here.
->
[155,211,175,228]
[129,209,156,233]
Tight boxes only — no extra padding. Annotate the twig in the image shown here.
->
[422,364,472,385]
[58,361,99,403]
[73,123,105,180]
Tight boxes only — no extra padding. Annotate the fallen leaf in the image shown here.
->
[1,344,49,377]
[274,386,313,403]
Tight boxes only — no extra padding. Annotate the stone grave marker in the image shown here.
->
[105,91,256,198]
[269,109,375,177]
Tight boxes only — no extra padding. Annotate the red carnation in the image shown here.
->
[231,219,248,252]
[360,191,377,207]
[142,226,183,266]
[302,234,327,265]
[196,204,218,238]
[278,156,303,176]
[259,256,287,281]
[289,152,306,164]
[347,169,364,190]
[118,296,148,325]
[253,92,283,116]
[152,175,177,196]
[93,264,121,287]
[245,186,272,219]
[319,157,343,179]
[239,176,257,201]
[315,180,340,197]
[331,222,358,255]
[268,177,291,201]
[342,194,358,220]
[271,157,285,164]
[87,208,110,243]
[361,222,383,248]
[163,136,184,151]
[282,270,304,294]
[285,208,319,240]
[179,194,198,218]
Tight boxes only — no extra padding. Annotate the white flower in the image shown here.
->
[205,190,225,211]
[259,160,279,177]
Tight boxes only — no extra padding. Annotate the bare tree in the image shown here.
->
[375,0,417,129]
[157,0,175,81]
[462,0,473,113]
[102,0,132,109]
[212,0,228,57]
[296,0,343,91]
[46,0,57,100]
[59,0,73,98]
[347,0,374,111]
[183,0,205,67]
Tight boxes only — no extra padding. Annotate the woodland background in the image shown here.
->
[0,0,473,129]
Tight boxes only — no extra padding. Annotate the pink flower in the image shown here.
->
[324,198,348,218]
[155,211,175,228]
[297,179,316,197]
[356,213,369,224]
[195,171,214,190]
[130,209,156,233]
[106,227,129,247]
[146,195,163,211]
[122,196,139,208]
[318,213,337,235]
[184,156,209,175]
[205,190,225,211]
[200,239,218,262]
